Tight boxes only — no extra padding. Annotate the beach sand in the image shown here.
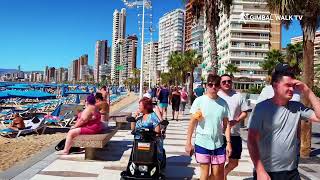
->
[0,92,138,172]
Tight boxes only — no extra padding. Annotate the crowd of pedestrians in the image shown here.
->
[181,63,320,180]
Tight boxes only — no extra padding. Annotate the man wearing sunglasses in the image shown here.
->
[217,74,249,180]
[186,74,232,180]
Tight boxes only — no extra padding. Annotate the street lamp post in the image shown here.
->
[122,0,151,98]
[139,0,145,98]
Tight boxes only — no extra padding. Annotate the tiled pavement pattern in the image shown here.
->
[7,101,320,180]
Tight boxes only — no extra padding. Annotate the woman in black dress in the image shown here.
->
[170,86,181,121]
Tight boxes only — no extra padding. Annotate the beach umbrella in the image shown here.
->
[3,90,56,100]
[75,95,80,104]
[65,90,90,95]
[0,91,9,99]
[85,86,89,93]
[93,86,97,93]
[6,85,30,90]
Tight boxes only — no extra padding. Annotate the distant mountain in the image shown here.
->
[0,68,18,75]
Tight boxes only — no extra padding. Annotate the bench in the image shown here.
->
[73,126,118,160]
[110,112,131,129]
[72,114,130,160]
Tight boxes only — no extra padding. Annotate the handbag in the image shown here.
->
[55,138,81,153]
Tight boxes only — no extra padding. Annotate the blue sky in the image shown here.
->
[0,0,305,71]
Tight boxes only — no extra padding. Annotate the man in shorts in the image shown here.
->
[186,74,232,180]
[218,74,249,180]
[248,70,320,180]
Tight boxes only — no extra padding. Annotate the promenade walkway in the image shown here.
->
[4,100,320,180]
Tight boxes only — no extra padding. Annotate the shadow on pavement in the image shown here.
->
[312,132,320,138]
[165,155,195,179]
[96,140,132,161]
[311,148,320,157]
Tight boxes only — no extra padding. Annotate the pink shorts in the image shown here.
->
[194,144,226,164]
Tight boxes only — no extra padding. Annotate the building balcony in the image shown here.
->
[237,64,262,70]
[230,45,269,52]
[230,27,270,33]
[233,72,266,80]
[230,54,265,60]
[233,0,268,4]
[230,35,269,42]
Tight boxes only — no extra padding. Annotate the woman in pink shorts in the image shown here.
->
[58,94,102,155]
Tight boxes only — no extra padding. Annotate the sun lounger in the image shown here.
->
[0,117,47,138]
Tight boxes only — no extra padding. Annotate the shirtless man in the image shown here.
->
[100,86,110,104]
[95,93,109,123]
[9,113,25,131]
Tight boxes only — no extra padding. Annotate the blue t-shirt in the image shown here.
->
[194,87,205,97]
[135,112,163,158]
[135,112,160,130]
[158,88,170,103]
[190,95,230,150]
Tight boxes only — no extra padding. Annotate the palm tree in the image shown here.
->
[225,63,239,77]
[184,50,203,104]
[267,0,320,158]
[160,72,172,86]
[286,42,303,75]
[187,0,233,74]
[132,68,140,92]
[260,49,284,75]
[168,51,184,85]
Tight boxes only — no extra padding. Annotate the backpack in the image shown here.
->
[55,138,81,153]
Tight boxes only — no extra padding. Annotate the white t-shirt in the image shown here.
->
[218,90,249,136]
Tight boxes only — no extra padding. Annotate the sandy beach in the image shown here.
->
[0,92,138,172]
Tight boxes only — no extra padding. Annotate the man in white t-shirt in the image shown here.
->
[218,74,249,180]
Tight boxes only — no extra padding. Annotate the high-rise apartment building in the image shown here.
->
[119,35,138,84]
[143,42,159,86]
[158,9,185,73]
[72,59,79,82]
[185,1,204,54]
[44,66,49,82]
[202,0,281,89]
[291,31,320,64]
[79,54,89,81]
[111,8,126,85]
[48,67,56,82]
[95,40,109,82]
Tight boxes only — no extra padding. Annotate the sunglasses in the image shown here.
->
[222,80,232,85]
[207,82,220,88]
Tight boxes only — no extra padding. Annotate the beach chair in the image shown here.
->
[0,117,47,138]
[45,111,72,126]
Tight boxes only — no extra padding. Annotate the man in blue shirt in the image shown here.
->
[157,84,170,120]
[194,84,205,98]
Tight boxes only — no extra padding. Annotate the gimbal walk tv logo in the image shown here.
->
[238,12,303,24]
